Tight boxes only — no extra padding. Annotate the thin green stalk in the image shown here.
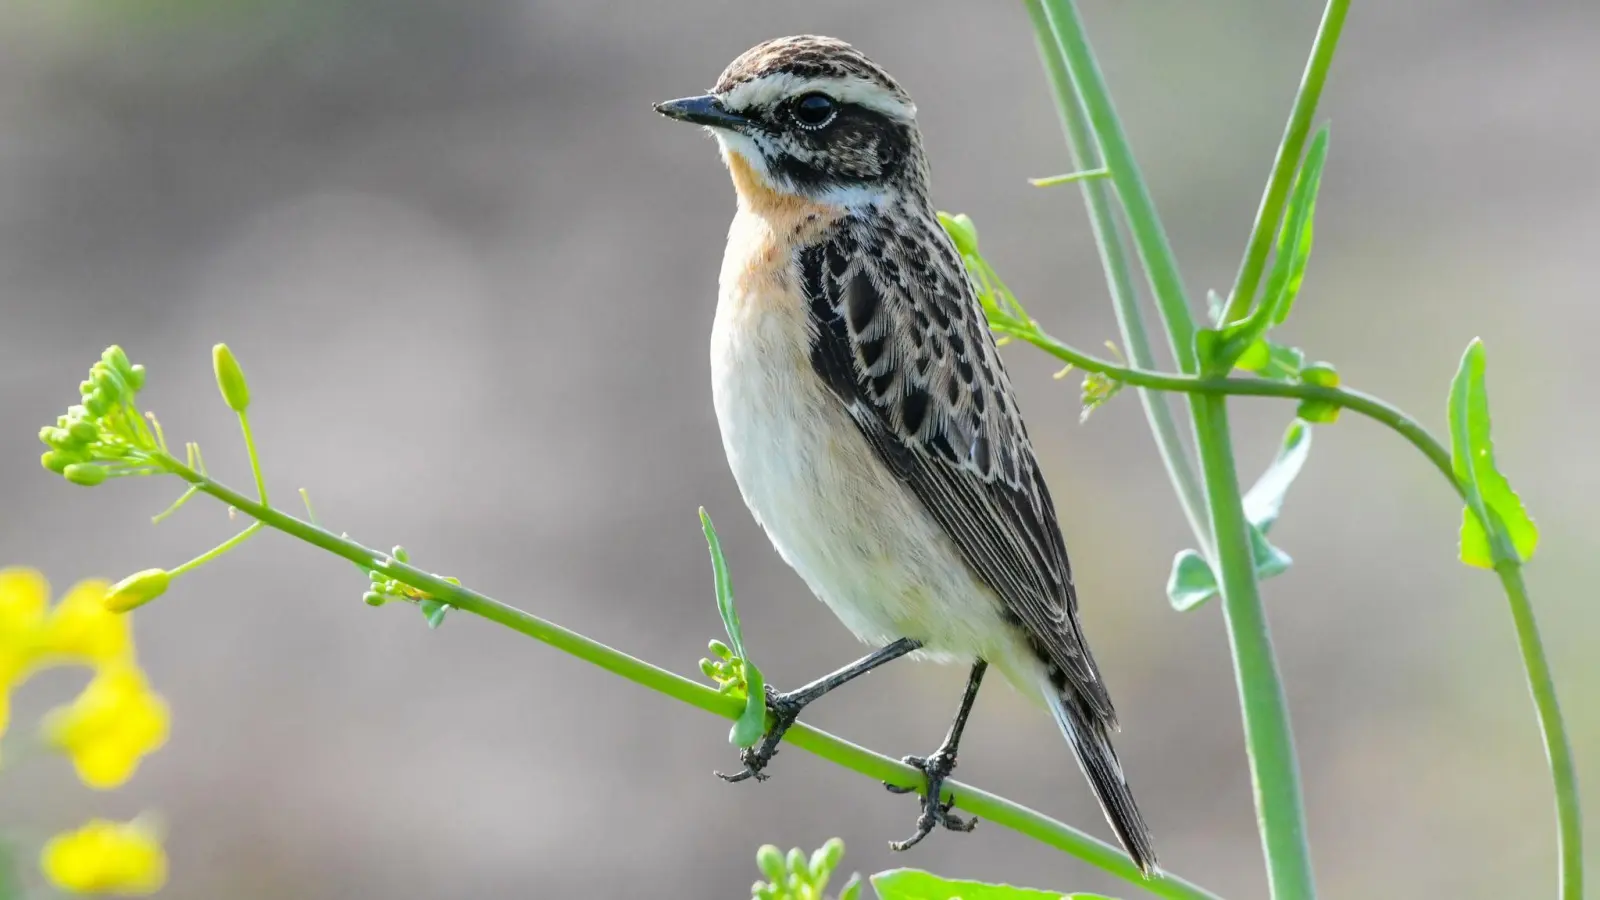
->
[170,521,264,576]
[148,452,1224,900]
[1023,0,1212,555]
[1036,0,1198,371]
[989,322,1456,488]
[1029,168,1109,187]
[1497,563,1584,900]
[1035,3,1318,895]
[1222,0,1351,325]
[1194,397,1316,898]
[238,412,268,505]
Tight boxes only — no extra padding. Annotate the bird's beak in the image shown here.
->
[653,94,752,131]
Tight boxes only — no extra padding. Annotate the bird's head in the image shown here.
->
[655,35,928,210]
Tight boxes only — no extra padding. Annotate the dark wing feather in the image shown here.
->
[801,212,1114,722]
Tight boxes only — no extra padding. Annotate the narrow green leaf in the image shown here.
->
[838,875,864,900]
[420,597,448,629]
[1248,523,1294,579]
[701,507,769,747]
[870,868,1076,900]
[1447,340,1538,568]
[700,508,746,659]
[1261,126,1329,328]
[1243,419,1313,532]
[1166,549,1217,612]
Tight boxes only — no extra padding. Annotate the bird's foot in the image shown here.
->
[884,748,977,850]
[715,685,807,784]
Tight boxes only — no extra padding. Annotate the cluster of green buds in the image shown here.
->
[39,346,160,486]
[361,546,457,629]
[699,639,753,698]
[752,839,860,900]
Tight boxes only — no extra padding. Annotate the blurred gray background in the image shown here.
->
[2,1,1596,897]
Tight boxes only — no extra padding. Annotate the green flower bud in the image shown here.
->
[700,658,720,680]
[391,545,409,563]
[84,392,112,417]
[102,345,133,377]
[79,379,97,398]
[810,839,844,880]
[212,343,251,412]
[362,591,387,606]
[708,639,732,660]
[755,845,785,882]
[937,211,979,256]
[68,419,101,444]
[785,848,805,879]
[42,449,87,474]
[63,463,109,486]
[1300,361,1339,388]
[105,568,171,613]
[127,363,147,392]
[91,363,124,401]
[39,426,74,450]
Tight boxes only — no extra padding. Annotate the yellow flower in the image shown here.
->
[43,664,169,789]
[41,818,167,895]
[40,577,133,665]
[0,567,52,737]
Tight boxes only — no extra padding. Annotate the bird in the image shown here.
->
[654,35,1157,875]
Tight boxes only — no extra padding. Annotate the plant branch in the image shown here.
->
[146,452,1224,900]
[1497,562,1585,900]
[1222,0,1351,325]
[1023,0,1212,556]
[990,321,1455,490]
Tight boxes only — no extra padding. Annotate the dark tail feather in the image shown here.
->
[1047,687,1159,877]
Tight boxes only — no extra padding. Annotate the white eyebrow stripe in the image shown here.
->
[720,73,917,122]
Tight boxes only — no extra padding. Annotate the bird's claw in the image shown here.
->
[715,685,805,783]
[884,749,977,851]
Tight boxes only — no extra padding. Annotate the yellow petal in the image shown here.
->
[42,664,170,791]
[41,818,167,895]
[43,578,132,665]
[0,567,50,630]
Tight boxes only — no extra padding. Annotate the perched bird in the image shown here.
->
[655,36,1157,874]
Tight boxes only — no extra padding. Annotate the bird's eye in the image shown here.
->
[792,93,837,128]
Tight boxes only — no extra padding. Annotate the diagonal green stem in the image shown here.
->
[1033,2,1318,895]
[1222,0,1351,326]
[1023,0,1211,555]
[148,451,1224,900]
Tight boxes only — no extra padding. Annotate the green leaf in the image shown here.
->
[1235,339,1305,382]
[838,875,864,900]
[870,868,1086,900]
[1166,549,1217,612]
[701,507,769,747]
[1243,419,1313,533]
[1447,339,1538,568]
[420,597,449,629]
[1260,126,1329,328]
[1170,420,1309,611]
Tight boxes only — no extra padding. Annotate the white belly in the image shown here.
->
[709,278,1013,665]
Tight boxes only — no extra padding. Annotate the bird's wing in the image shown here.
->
[800,213,1114,721]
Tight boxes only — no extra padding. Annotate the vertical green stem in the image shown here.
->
[1022,0,1212,555]
[238,412,268,506]
[1221,0,1350,325]
[1035,2,1319,895]
[1036,0,1198,372]
[1194,396,1316,898]
[1497,562,1584,900]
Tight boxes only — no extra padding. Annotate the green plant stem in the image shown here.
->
[1034,2,1317,895]
[1036,0,1197,371]
[1023,0,1212,555]
[1222,0,1350,325]
[1194,397,1316,898]
[1029,168,1110,187]
[238,411,268,505]
[1497,562,1584,900]
[149,452,1223,900]
[169,520,264,576]
[990,322,1455,488]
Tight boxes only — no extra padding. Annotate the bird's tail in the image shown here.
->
[1046,686,1159,877]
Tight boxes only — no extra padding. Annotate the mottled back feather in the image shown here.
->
[801,200,1115,723]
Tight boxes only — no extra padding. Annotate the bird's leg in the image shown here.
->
[885,659,987,850]
[717,637,921,783]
